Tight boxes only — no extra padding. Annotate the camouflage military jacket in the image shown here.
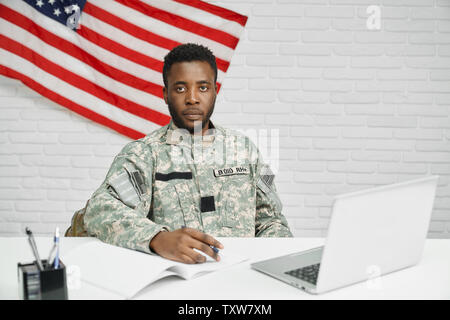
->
[84,121,293,254]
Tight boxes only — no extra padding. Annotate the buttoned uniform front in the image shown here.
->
[84,121,293,255]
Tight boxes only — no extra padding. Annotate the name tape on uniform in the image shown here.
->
[213,166,249,177]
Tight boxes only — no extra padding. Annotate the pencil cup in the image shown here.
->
[17,259,68,300]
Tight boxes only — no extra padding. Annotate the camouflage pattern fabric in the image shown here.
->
[64,201,89,237]
[83,121,293,254]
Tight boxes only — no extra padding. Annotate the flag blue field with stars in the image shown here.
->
[23,0,87,29]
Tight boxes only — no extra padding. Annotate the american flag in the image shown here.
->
[0,0,247,139]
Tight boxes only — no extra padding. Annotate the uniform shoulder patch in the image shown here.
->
[108,170,140,208]
[257,165,275,193]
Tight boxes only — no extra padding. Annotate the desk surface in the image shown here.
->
[1,237,449,300]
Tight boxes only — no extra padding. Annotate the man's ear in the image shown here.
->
[163,86,168,105]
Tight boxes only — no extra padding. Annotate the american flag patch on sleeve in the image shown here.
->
[258,165,275,193]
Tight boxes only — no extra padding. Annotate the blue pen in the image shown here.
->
[210,245,219,254]
[53,227,60,269]
[47,227,60,269]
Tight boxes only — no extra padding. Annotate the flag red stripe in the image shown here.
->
[83,2,179,51]
[173,0,248,27]
[215,56,230,74]
[77,25,164,73]
[0,34,171,126]
[0,65,146,140]
[0,4,165,99]
[116,0,240,50]
[83,2,230,73]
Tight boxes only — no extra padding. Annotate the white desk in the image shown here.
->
[1,237,449,300]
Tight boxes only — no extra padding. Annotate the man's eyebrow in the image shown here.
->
[171,80,212,86]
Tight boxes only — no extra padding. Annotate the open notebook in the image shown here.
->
[61,238,247,299]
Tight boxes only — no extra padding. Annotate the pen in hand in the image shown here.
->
[181,225,220,254]
[151,226,223,264]
[25,227,44,271]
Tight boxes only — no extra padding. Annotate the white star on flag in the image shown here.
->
[36,0,44,8]
[53,8,61,16]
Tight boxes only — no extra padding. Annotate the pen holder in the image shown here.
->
[17,259,68,300]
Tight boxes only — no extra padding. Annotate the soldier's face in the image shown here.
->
[163,61,217,135]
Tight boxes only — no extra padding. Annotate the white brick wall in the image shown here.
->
[0,0,449,238]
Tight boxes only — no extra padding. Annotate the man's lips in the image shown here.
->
[183,109,202,115]
[183,110,203,120]
[184,114,202,120]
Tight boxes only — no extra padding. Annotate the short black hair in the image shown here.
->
[163,43,217,87]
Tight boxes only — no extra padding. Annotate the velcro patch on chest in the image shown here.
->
[213,166,249,177]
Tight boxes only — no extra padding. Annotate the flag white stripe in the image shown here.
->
[140,0,244,38]
[0,48,159,134]
[89,0,234,62]
[0,17,169,116]
[75,28,165,88]
[79,12,227,83]
[80,12,169,62]
[3,0,168,89]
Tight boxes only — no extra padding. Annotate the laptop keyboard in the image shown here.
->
[284,263,321,285]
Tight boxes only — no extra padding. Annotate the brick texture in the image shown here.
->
[0,0,449,238]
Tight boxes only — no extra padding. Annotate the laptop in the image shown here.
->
[251,175,439,295]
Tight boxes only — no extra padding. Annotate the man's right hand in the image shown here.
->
[149,227,224,264]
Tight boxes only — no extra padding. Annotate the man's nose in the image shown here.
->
[185,88,199,105]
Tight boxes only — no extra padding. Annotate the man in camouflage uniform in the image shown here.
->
[84,43,292,264]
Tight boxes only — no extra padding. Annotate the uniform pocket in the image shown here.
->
[174,181,201,229]
[218,183,238,228]
[152,181,185,228]
[153,180,199,229]
[217,175,254,228]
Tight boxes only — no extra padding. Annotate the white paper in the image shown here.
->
[61,240,247,299]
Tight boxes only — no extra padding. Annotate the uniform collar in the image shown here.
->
[165,120,218,147]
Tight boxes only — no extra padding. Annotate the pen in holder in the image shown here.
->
[17,259,68,300]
